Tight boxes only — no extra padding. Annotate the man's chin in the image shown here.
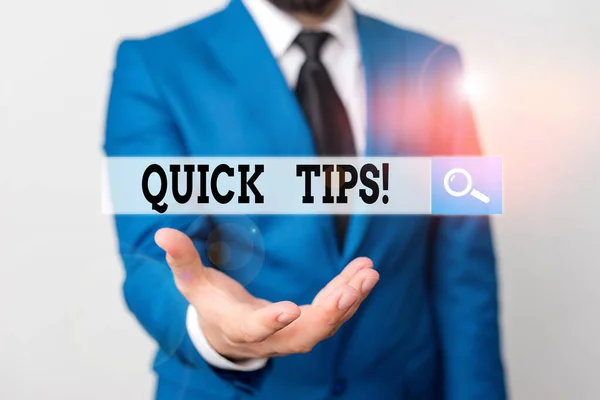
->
[268,0,339,15]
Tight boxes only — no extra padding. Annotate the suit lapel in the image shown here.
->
[342,12,408,262]
[356,12,408,157]
[200,0,316,156]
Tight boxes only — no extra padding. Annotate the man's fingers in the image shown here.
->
[236,301,301,344]
[313,257,373,306]
[314,285,360,330]
[155,228,206,292]
[348,268,380,298]
[340,268,380,324]
[282,285,358,352]
[307,270,379,345]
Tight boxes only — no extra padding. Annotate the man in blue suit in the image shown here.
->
[105,0,506,398]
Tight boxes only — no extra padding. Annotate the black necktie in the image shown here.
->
[294,31,356,250]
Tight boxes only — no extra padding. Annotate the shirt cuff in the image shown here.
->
[186,305,269,371]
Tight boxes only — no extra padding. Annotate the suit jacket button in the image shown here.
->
[332,378,347,396]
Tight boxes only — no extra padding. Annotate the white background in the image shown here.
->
[0,0,599,399]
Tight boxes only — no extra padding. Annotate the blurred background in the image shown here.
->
[0,0,598,398]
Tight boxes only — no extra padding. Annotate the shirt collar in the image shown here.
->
[242,0,358,59]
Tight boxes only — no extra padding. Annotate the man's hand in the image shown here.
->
[155,228,379,360]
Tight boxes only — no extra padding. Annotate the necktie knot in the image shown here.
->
[294,31,331,62]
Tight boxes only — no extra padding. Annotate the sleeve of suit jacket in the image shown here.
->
[104,39,268,395]
[426,44,507,400]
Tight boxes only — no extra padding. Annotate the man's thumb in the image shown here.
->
[155,228,206,294]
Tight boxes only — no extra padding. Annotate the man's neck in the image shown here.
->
[289,0,343,28]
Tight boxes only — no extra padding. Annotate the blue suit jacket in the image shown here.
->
[105,1,506,399]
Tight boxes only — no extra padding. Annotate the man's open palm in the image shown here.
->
[155,228,379,360]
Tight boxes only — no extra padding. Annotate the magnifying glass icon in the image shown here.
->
[443,168,490,204]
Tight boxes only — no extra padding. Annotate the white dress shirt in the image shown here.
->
[186,0,367,371]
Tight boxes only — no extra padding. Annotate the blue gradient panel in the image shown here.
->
[431,157,503,215]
